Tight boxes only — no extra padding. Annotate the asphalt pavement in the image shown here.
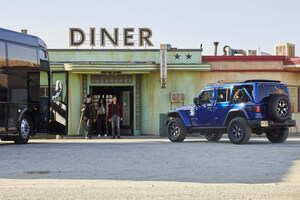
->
[0,136,300,199]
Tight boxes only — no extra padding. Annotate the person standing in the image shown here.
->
[97,98,107,137]
[81,94,96,139]
[108,95,122,139]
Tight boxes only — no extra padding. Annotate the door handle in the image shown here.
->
[223,106,229,109]
[207,107,213,111]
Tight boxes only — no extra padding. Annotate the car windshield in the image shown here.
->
[258,84,288,102]
[199,90,214,103]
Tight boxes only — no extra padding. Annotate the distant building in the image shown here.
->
[275,43,295,57]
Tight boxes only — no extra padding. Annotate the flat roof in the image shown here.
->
[48,48,203,52]
[202,56,286,62]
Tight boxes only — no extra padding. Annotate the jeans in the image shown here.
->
[111,115,120,137]
[86,118,93,138]
[97,114,107,136]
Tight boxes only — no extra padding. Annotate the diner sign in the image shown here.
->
[69,28,154,47]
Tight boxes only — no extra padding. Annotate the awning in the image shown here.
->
[50,61,210,73]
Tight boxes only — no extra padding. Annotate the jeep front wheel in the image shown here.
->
[266,128,289,143]
[167,118,187,142]
[227,117,251,144]
[204,133,223,142]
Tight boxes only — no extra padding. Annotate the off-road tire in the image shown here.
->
[268,94,291,123]
[14,115,33,144]
[204,133,223,142]
[228,117,251,144]
[167,118,187,142]
[266,128,289,143]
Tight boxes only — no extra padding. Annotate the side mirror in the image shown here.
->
[193,97,199,105]
[52,80,62,101]
[55,80,62,92]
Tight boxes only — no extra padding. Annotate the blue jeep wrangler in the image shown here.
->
[166,80,296,144]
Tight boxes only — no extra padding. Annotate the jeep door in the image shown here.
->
[214,88,232,126]
[192,89,215,126]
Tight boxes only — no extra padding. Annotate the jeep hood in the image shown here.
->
[174,105,194,111]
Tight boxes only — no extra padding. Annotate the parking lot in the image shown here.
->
[0,136,300,199]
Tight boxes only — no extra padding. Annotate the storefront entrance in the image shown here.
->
[90,86,134,136]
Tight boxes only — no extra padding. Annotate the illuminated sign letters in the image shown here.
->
[69,28,154,47]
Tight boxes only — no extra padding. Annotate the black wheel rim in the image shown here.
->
[169,122,179,139]
[231,122,242,139]
[277,100,288,117]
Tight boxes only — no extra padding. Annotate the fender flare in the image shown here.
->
[224,109,250,126]
[167,110,192,127]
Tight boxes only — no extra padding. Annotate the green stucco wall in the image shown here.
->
[141,71,201,135]
[68,73,83,135]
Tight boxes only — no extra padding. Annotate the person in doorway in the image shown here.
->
[81,94,96,139]
[108,95,122,139]
[97,98,107,137]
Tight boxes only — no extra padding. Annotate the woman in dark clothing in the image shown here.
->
[97,98,107,137]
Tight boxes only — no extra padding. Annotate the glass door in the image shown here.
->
[120,89,133,135]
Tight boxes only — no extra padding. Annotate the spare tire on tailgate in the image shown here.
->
[267,94,291,123]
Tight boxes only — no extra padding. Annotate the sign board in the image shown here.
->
[69,28,154,47]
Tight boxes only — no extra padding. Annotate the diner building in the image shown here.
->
[47,44,300,136]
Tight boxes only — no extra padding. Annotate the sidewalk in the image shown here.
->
[31,132,300,140]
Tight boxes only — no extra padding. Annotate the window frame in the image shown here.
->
[217,88,231,103]
[199,89,214,104]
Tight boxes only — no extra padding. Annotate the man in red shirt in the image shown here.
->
[108,95,123,139]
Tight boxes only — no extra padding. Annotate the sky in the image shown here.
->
[1,0,299,55]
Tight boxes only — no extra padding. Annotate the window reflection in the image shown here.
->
[0,41,5,69]
[8,43,38,68]
[0,74,8,102]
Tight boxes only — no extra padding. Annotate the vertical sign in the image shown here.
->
[160,44,167,88]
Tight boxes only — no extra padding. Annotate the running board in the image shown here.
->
[189,126,227,134]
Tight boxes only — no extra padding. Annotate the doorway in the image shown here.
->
[90,86,134,136]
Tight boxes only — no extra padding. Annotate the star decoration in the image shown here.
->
[174,53,180,60]
[186,53,192,59]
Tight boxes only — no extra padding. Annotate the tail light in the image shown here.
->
[253,105,261,113]
[291,106,294,113]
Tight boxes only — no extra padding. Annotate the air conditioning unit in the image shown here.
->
[170,92,185,103]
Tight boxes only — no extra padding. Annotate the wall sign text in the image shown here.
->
[69,28,154,47]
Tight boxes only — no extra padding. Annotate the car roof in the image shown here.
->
[0,28,47,48]
[202,81,285,90]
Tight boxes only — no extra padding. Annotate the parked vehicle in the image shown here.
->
[0,28,67,144]
[166,80,296,144]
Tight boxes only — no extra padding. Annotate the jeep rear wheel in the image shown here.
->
[167,118,187,142]
[228,117,251,144]
[266,128,289,143]
[204,133,223,142]
[268,94,291,123]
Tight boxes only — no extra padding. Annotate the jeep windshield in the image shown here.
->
[258,84,288,102]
